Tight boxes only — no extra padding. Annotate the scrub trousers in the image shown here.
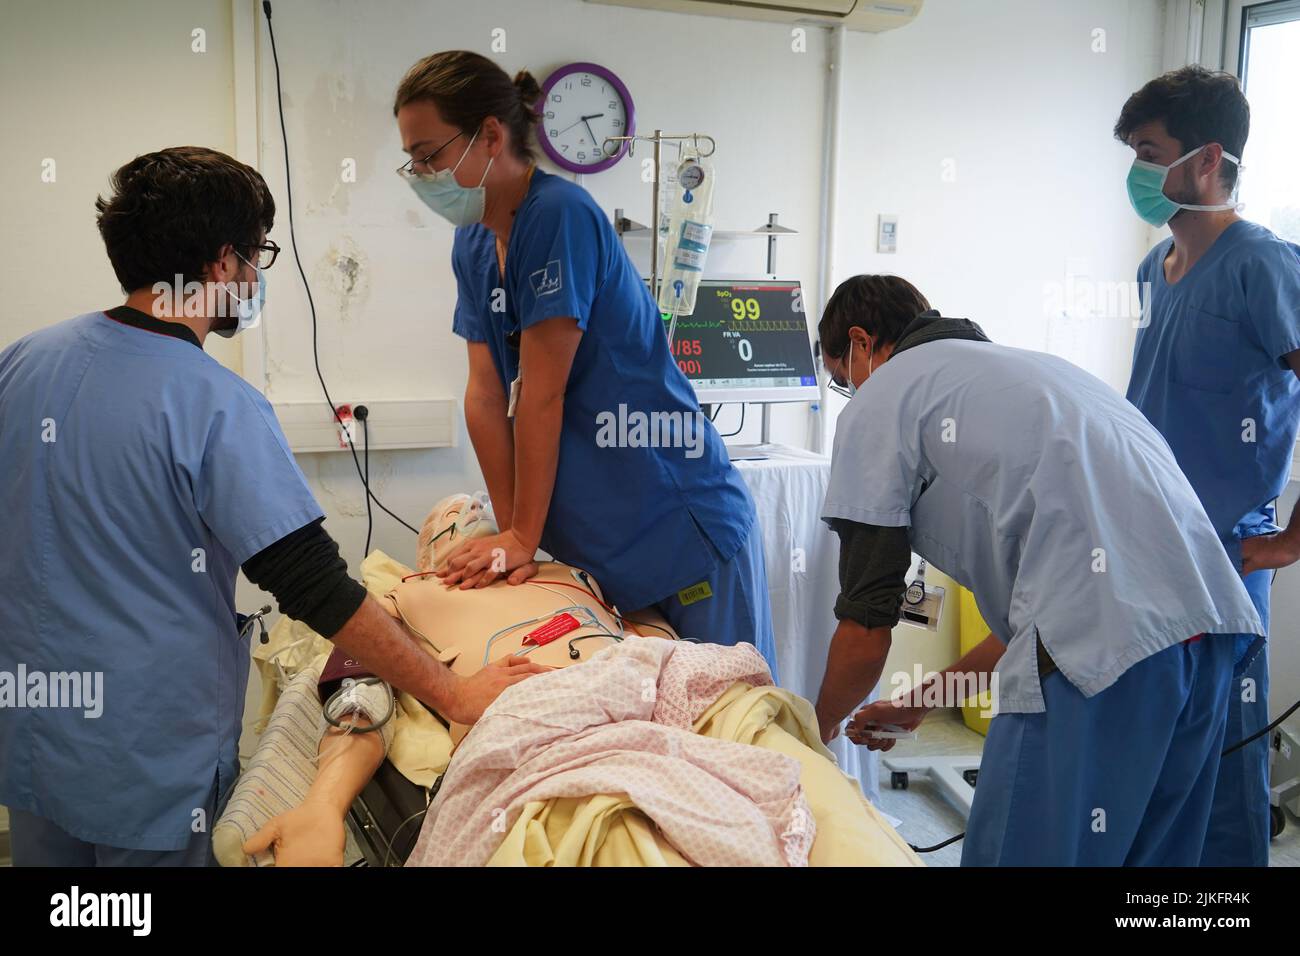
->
[1200,568,1272,866]
[961,635,1234,866]
[651,522,779,683]
[10,773,222,866]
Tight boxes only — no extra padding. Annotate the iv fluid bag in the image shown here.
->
[657,156,715,316]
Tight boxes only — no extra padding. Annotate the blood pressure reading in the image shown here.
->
[661,282,818,390]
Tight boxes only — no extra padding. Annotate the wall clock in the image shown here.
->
[537,61,635,174]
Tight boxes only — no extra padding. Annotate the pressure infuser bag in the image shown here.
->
[657,153,716,316]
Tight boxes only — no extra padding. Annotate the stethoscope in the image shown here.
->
[237,605,273,644]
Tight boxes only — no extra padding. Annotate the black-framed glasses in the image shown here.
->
[824,351,852,399]
[240,241,281,270]
[396,130,467,178]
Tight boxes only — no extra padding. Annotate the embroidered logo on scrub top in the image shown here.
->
[677,581,713,606]
[530,259,563,297]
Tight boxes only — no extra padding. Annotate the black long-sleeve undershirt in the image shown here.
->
[241,518,367,639]
[829,518,911,630]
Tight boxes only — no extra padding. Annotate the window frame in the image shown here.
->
[1224,0,1300,74]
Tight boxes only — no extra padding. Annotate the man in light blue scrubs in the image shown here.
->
[814,275,1263,866]
[1116,66,1300,865]
[392,52,776,676]
[0,148,542,865]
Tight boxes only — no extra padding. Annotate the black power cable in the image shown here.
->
[910,832,964,854]
[356,404,373,556]
[261,1,417,539]
[1223,696,1300,757]
[716,403,746,438]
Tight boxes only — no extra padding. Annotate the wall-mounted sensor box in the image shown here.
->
[272,399,457,453]
[877,214,898,253]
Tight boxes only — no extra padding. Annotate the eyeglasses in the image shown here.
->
[396,130,467,179]
[241,241,281,270]
[824,352,852,399]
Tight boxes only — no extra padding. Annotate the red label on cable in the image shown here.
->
[523,613,582,647]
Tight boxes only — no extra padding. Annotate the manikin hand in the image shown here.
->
[243,798,346,867]
[438,529,539,589]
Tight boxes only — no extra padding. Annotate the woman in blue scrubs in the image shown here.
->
[391,51,776,676]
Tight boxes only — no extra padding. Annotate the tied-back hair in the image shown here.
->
[394,50,542,162]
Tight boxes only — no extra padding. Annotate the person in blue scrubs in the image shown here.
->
[0,147,542,866]
[1115,66,1300,866]
[813,275,1263,866]
[391,51,776,676]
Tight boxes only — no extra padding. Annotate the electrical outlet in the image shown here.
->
[273,399,457,453]
[335,404,357,447]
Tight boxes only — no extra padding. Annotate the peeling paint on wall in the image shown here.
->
[316,452,392,518]
[297,64,387,219]
[315,236,371,324]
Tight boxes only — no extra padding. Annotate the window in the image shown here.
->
[1230,0,1300,243]
[1226,1,1300,477]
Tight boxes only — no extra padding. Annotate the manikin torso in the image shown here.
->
[385,494,677,740]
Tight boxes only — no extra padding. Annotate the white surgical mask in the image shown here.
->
[405,128,494,226]
[830,339,872,399]
[216,254,265,339]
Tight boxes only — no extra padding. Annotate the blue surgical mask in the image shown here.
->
[1126,145,1241,227]
[405,128,494,226]
[216,256,265,338]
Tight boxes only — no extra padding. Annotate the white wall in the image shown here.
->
[830,0,1161,393]
[0,0,244,368]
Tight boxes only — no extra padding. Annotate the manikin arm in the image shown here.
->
[243,711,385,867]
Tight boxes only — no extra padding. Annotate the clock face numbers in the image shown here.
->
[541,70,629,169]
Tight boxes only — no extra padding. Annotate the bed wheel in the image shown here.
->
[891,771,909,790]
[1271,805,1285,840]
[963,769,979,788]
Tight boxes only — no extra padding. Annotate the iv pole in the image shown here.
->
[606,131,799,444]
[602,129,716,309]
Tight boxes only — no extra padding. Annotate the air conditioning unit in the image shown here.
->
[585,0,923,32]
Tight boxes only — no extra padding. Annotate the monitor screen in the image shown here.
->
[659,280,820,405]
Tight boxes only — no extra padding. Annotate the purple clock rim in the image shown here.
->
[537,61,636,175]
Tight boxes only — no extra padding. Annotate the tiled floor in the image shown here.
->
[871,710,985,867]
[872,710,1300,867]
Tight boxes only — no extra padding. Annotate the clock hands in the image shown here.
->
[554,113,607,145]
[582,117,602,153]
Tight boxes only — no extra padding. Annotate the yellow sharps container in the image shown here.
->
[958,587,994,736]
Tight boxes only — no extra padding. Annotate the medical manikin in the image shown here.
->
[240,493,680,866]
